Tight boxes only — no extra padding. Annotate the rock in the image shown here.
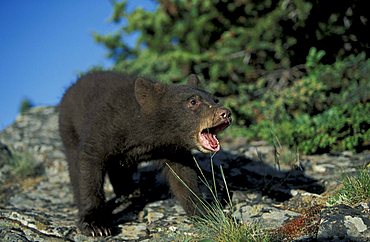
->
[0,107,62,162]
[119,223,148,240]
[0,142,12,182]
[233,203,300,229]
[317,204,370,241]
[0,141,12,164]
[0,106,369,241]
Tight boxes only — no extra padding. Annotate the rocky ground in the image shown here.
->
[0,106,369,241]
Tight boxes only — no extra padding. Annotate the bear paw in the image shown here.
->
[78,219,112,237]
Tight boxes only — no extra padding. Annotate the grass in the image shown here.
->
[192,212,269,242]
[0,151,42,204]
[327,168,370,206]
[272,133,301,168]
[9,151,42,179]
[166,156,270,242]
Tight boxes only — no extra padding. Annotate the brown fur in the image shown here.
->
[58,71,231,236]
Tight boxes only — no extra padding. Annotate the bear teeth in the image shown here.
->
[198,121,230,153]
[199,129,220,152]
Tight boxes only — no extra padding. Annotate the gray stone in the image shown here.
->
[119,223,148,240]
[344,215,368,235]
[233,202,300,229]
[317,204,370,241]
[0,141,12,165]
[0,142,13,183]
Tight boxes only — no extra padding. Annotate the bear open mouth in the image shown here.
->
[199,120,230,152]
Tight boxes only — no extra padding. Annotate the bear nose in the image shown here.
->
[219,108,232,120]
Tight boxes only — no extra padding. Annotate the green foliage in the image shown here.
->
[327,168,370,206]
[236,52,370,154]
[19,98,34,114]
[193,212,270,242]
[9,152,41,179]
[246,102,370,154]
[95,0,369,154]
[96,0,368,83]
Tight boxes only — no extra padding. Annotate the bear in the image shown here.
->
[58,71,232,236]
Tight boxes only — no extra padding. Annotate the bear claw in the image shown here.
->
[79,221,112,237]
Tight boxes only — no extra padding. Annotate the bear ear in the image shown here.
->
[187,74,200,87]
[135,78,166,112]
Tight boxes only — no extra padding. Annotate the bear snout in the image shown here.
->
[217,108,232,123]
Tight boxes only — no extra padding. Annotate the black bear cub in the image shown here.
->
[59,71,231,236]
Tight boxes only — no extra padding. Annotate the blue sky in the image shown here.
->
[0,0,156,130]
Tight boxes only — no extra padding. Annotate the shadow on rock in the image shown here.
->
[104,164,171,234]
[106,149,325,231]
[195,150,326,202]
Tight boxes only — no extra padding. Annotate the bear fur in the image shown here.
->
[58,71,231,236]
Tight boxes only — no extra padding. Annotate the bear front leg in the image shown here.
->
[77,152,112,236]
[163,160,204,216]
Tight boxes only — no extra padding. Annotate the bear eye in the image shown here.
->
[214,98,219,104]
[187,96,201,109]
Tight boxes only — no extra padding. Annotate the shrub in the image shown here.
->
[327,168,370,206]
[19,98,34,114]
[96,1,370,154]
[230,51,370,154]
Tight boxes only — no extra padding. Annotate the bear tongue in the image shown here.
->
[200,132,220,152]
